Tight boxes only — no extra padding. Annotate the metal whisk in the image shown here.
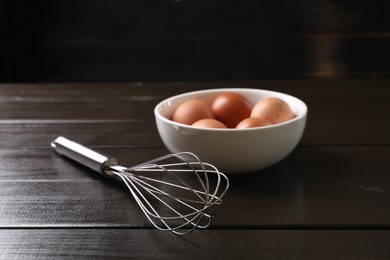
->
[51,136,229,235]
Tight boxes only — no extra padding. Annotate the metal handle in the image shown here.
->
[51,136,118,177]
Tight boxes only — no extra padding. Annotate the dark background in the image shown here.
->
[1,0,389,82]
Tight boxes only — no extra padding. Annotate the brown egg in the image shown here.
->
[236,117,272,129]
[211,92,253,128]
[192,119,227,129]
[172,99,215,125]
[251,97,295,124]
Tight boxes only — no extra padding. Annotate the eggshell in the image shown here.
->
[251,97,295,124]
[172,99,215,125]
[211,92,253,128]
[236,117,272,129]
[192,119,227,128]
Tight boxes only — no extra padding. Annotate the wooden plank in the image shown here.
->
[4,0,390,81]
[0,79,389,120]
[0,147,168,181]
[1,78,389,100]
[0,0,8,82]
[0,229,389,259]
[1,146,389,228]
[0,117,389,149]
[0,79,389,146]
[5,0,390,37]
[0,121,164,148]
[6,35,390,81]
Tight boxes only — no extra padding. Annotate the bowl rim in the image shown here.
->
[154,88,308,132]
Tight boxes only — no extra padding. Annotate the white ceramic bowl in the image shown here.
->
[154,88,307,174]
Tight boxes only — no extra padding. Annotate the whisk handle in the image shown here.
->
[51,136,118,177]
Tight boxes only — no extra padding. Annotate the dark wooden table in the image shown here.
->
[0,79,389,259]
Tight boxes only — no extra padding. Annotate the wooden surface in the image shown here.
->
[0,79,390,259]
[2,0,390,82]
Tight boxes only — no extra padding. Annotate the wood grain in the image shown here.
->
[0,79,389,258]
[0,146,389,228]
[0,79,389,146]
[1,229,389,259]
[3,1,390,81]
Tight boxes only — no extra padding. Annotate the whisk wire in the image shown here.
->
[113,163,217,219]
[129,163,226,208]
[115,172,177,233]
[131,165,222,202]
[113,169,209,234]
[109,153,228,234]
[134,152,211,203]
[109,159,224,234]
[131,157,228,205]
